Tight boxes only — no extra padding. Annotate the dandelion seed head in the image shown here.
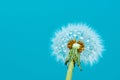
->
[51,23,104,65]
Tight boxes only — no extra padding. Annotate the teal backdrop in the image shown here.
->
[0,0,120,80]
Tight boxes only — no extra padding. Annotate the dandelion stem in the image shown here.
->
[66,60,74,80]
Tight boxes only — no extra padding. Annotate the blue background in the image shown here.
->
[0,0,120,80]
